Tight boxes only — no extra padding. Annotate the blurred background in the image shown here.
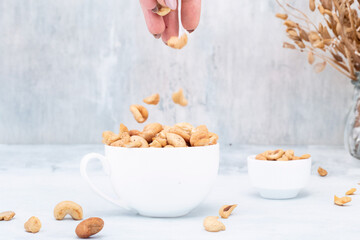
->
[0,0,353,147]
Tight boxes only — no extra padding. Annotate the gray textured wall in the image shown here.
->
[0,0,354,145]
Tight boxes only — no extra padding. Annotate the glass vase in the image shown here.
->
[344,78,360,159]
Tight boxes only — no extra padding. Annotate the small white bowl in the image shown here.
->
[247,155,311,199]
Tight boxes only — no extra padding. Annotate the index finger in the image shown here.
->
[181,0,201,32]
[139,0,158,10]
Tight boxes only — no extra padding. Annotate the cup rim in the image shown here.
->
[105,143,219,150]
[247,155,311,163]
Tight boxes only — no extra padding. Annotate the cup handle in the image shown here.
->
[80,153,136,213]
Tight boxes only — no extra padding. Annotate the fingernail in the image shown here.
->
[165,0,177,10]
[151,5,159,13]
[153,34,161,39]
[188,29,195,33]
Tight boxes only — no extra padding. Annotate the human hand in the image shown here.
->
[139,0,201,43]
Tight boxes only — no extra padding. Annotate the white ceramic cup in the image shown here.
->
[247,155,311,199]
[80,144,219,217]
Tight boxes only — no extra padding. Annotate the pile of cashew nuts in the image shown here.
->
[103,122,218,148]
[256,149,311,161]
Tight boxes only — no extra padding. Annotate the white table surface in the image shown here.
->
[1,145,360,240]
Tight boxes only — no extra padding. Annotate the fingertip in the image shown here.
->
[181,0,201,31]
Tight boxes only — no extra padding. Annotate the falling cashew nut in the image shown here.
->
[130,104,149,123]
[54,201,83,220]
[203,216,225,232]
[167,33,188,49]
[143,93,160,105]
[172,88,188,106]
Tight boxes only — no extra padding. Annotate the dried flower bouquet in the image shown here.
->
[276,0,360,80]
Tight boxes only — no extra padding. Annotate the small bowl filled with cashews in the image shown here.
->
[247,149,312,199]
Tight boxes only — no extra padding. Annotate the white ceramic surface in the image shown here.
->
[247,155,311,199]
[80,144,219,217]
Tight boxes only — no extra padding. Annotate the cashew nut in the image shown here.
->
[130,104,149,123]
[127,136,149,148]
[141,123,163,142]
[277,155,289,161]
[168,126,191,142]
[172,88,188,106]
[0,211,15,221]
[334,195,352,206]
[54,201,83,220]
[284,150,294,160]
[164,145,174,148]
[152,3,171,16]
[110,132,131,147]
[300,154,311,159]
[166,133,187,147]
[266,149,285,160]
[203,216,225,232]
[143,93,160,105]
[209,132,219,145]
[255,154,267,160]
[119,123,129,134]
[346,188,356,195]
[174,122,194,135]
[24,216,41,233]
[167,33,188,50]
[152,136,167,147]
[149,139,162,148]
[129,129,141,136]
[219,204,237,219]
[102,131,120,145]
[190,125,210,147]
[125,140,142,148]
